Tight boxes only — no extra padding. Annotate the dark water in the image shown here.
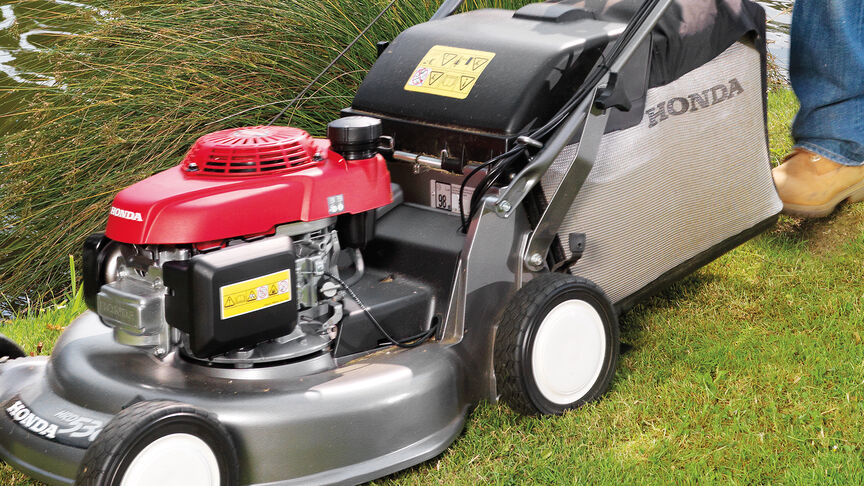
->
[760,0,793,71]
[0,1,110,136]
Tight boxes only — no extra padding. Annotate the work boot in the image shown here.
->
[772,149,864,218]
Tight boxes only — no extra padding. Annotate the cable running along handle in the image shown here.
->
[487,0,674,271]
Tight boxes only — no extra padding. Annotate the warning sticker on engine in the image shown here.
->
[404,45,496,99]
[220,269,292,320]
[430,180,474,214]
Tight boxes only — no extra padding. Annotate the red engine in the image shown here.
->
[105,124,392,245]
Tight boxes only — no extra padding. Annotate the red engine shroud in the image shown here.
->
[105,128,391,245]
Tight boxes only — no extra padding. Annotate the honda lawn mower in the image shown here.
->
[0,0,781,484]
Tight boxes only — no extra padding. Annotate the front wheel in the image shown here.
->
[0,333,25,360]
[494,273,619,415]
[76,400,239,486]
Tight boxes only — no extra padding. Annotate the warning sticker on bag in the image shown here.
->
[404,45,496,99]
[220,269,292,320]
[430,180,474,214]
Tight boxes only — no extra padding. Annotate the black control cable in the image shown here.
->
[457,0,665,230]
[457,145,523,229]
[323,273,439,349]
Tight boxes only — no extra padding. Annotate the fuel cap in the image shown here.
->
[327,116,382,160]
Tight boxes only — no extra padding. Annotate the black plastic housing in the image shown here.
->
[512,2,595,22]
[336,269,434,357]
[82,233,111,312]
[163,236,298,358]
[346,8,613,164]
[336,211,376,249]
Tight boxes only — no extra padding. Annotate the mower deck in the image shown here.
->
[0,312,470,485]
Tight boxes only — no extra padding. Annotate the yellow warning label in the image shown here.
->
[404,45,496,100]
[220,269,292,320]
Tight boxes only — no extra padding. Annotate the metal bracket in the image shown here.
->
[550,232,586,272]
[493,92,596,219]
[491,0,673,272]
[522,89,610,271]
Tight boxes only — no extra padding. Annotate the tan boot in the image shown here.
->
[772,148,864,218]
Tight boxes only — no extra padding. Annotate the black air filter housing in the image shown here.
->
[345,7,620,163]
[163,236,298,358]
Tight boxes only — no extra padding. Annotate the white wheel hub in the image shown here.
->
[531,299,607,404]
[121,433,221,486]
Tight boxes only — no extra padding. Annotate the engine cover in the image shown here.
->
[105,126,391,245]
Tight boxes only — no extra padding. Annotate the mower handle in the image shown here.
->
[430,0,463,20]
[493,0,674,272]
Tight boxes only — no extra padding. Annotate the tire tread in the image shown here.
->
[493,273,618,415]
[76,400,232,486]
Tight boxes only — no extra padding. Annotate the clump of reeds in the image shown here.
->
[0,0,529,300]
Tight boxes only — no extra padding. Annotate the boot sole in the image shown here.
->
[782,178,864,218]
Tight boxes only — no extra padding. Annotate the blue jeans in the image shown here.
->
[790,0,864,166]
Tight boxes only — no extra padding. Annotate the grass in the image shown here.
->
[0,256,85,356]
[6,89,864,484]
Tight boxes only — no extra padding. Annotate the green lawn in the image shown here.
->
[5,89,864,484]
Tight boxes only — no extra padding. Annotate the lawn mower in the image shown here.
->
[0,0,781,484]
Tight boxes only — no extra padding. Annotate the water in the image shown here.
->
[0,1,110,135]
[760,0,793,72]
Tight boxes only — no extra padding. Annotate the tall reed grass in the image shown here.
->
[0,0,529,300]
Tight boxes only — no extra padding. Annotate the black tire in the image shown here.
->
[76,400,239,486]
[0,333,26,360]
[494,273,619,415]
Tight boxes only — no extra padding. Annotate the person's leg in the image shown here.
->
[773,0,864,218]
[790,0,864,165]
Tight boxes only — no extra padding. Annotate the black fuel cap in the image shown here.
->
[327,116,382,160]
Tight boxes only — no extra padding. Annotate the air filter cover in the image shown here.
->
[182,126,318,176]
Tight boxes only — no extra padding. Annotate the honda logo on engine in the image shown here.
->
[109,206,143,222]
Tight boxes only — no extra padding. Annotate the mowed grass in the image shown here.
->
[374,92,864,484]
[5,90,864,484]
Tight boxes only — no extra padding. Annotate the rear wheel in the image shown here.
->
[494,273,619,415]
[76,400,239,486]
